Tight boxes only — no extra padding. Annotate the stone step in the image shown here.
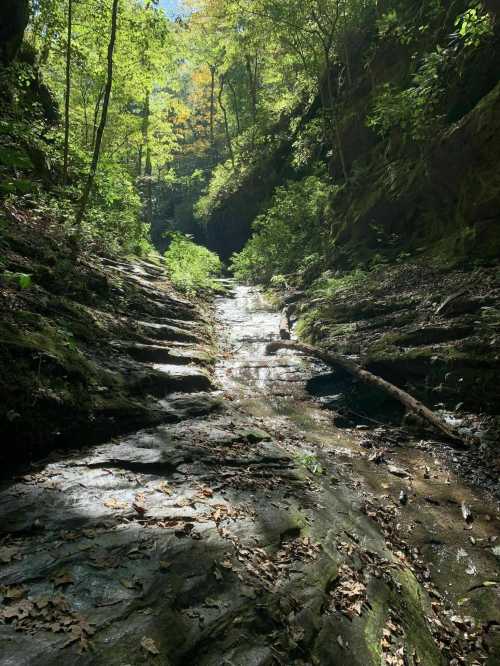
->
[128,364,213,396]
[138,321,204,345]
[113,341,213,366]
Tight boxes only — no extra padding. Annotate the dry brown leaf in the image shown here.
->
[104,498,127,510]
[0,546,20,564]
[53,572,74,587]
[132,502,147,515]
[141,636,160,655]
[3,584,26,600]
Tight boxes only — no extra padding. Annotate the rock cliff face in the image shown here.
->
[294,262,500,428]
[204,0,500,266]
[204,124,300,262]
[0,0,30,64]
[0,210,219,469]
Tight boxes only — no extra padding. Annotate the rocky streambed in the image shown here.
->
[0,283,499,665]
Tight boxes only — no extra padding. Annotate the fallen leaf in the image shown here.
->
[0,599,34,620]
[104,498,127,510]
[53,572,74,587]
[132,503,147,516]
[0,546,20,564]
[388,465,410,479]
[466,563,478,576]
[141,636,160,655]
[2,584,26,600]
[369,450,386,464]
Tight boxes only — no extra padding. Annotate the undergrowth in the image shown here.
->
[164,232,222,295]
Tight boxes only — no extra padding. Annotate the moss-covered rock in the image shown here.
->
[0,218,217,467]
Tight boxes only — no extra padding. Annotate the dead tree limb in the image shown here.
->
[266,340,471,448]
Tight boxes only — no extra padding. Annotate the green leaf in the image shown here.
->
[17,273,32,289]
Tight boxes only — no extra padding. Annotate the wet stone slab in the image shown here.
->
[0,285,499,665]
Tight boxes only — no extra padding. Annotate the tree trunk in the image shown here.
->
[218,75,235,167]
[143,0,154,223]
[91,84,105,151]
[245,54,258,123]
[137,144,143,177]
[227,78,241,134]
[143,94,153,226]
[342,5,352,87]
[209,64,216,147]
[324,52,348,183]
[62,0,73,186]
[266,341,471,448]
[75,0,119,229]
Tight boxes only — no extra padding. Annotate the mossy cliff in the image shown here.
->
[204,0,500,266]
[294,262,500,422]
[0,209,218,469]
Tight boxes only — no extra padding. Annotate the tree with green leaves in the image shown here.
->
[75,0,120,228]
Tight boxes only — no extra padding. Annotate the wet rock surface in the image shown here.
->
[294,263,500,479]
[0,223,217,465]
[1,284,499,664]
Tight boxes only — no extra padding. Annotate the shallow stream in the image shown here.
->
[0,282,499,664]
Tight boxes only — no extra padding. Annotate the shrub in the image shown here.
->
[164,232,222,294]
[230,173,331,284]
[367,49,446,144]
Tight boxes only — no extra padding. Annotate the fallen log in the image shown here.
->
[266,340,471,448]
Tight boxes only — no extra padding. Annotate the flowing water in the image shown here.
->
[216,284,323,404]
[214,284,352,440]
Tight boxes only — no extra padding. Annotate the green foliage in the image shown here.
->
[230,173,331,284]
[195,160,243,223]
[367,49,446,143]
[291,119,323,169]
[195,126,285,224]
[17,273,32,289]
[376,9,414,45]
[2,271,33,290]
[164,232,222,294]
[3,0,497,274]
[295,452,324,476]
[309,268,368,298]
[455,3,494,49]
[295,269,368,339]
[0,0,181,256]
